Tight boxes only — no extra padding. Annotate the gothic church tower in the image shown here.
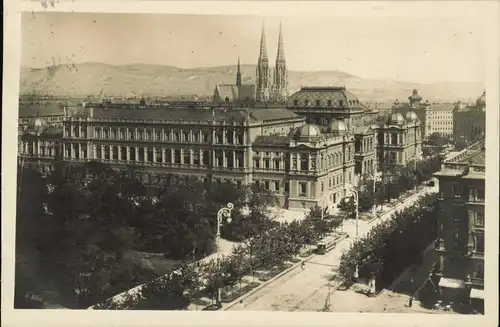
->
[256,23,270,103]
[273,22,288,103]
[236,57,242,87]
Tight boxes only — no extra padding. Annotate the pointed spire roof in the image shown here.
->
[237,57,241,72]
[259,22,268,60]
[276,22,285,60]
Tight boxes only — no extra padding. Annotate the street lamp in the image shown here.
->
[349,188,359,239]
[216,202,234,306]
[349,188,360,279]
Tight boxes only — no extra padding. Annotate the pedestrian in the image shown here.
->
[408,296,413,308]
[301,261,305,270]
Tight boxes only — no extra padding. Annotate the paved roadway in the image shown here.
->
[228,185,438,312]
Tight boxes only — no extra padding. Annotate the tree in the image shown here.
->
[338,194,438,290]
[426,133,450,148]
[337,197,356,220]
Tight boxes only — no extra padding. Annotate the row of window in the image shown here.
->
[445,184,485,201]
[66,126,245,145]
[292,99,360,107]
[355,137,374,153]
[451,228,484,253]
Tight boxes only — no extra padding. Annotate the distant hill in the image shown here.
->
[19,62,484,102]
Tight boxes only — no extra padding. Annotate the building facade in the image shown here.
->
[433,139,485,311]
[423,103,454,138]
[376,111,422,168]
[394,89,454,139]
[453,91,486,145]
[285,86,378,177]
[19,102,357,210]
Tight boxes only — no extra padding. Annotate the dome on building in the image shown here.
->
[476,91,486,107]
[294,123,322,141]
[405,111,419,122]
[408,89,422,102]
[25,117,48,134]
[329,119,348,134]
[387,113,405,126]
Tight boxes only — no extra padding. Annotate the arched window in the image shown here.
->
[225,97,230,103]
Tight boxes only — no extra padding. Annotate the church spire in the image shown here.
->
[259,22,268,60]
[236,57,242,86]
[273,21,288,103]
[256,21,269,103]
[276,22,285,60]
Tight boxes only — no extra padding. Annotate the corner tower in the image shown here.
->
[256,22,270,103]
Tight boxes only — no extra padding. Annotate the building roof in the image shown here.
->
[476,91,486,107]
[214,84,239,102]
[387,113,405,126]
[445,139,485,166]
[354,125,373,135]
[408,89,423,102]
[456,150,485,166]
[253,135,291,146]
[19,102,64,118]
[25,117,48,134]
[214,84,255,102]
[427,103,455,111]
[248,108,300,122]
[405,111,419,122]
[90,105,300,124]
[330,119,348,134]
[286,86,363,109]
[294,123,322,141]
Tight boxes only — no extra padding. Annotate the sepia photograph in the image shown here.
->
[5,1,497,325]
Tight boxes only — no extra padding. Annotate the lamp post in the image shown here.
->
[350,188,360,279]
[216,202,234,306]
[371,125,377,216]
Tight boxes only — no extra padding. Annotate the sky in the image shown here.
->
[21,12,486,84]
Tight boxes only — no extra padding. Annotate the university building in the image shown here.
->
[18,101,359,210]
[433,139,485,311]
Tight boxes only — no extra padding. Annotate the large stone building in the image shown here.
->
[18,101,358,210]
[212,23,288,106]
[394,89,454,138]
[433,138,485,312]
[453,91,486,145]
[376,111,422,168]
[286,86,378,176]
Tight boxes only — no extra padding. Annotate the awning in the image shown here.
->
[470,288,484,300]
[438,277,466,289]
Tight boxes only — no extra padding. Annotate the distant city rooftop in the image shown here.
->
[300,86,346,91]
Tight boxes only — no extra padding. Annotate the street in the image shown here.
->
[227,185,438,311]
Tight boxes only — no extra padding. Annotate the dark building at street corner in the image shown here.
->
[433,138,485,312]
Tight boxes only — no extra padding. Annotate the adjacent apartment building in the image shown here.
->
[433,138,485,312]
[453,91,486,145]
